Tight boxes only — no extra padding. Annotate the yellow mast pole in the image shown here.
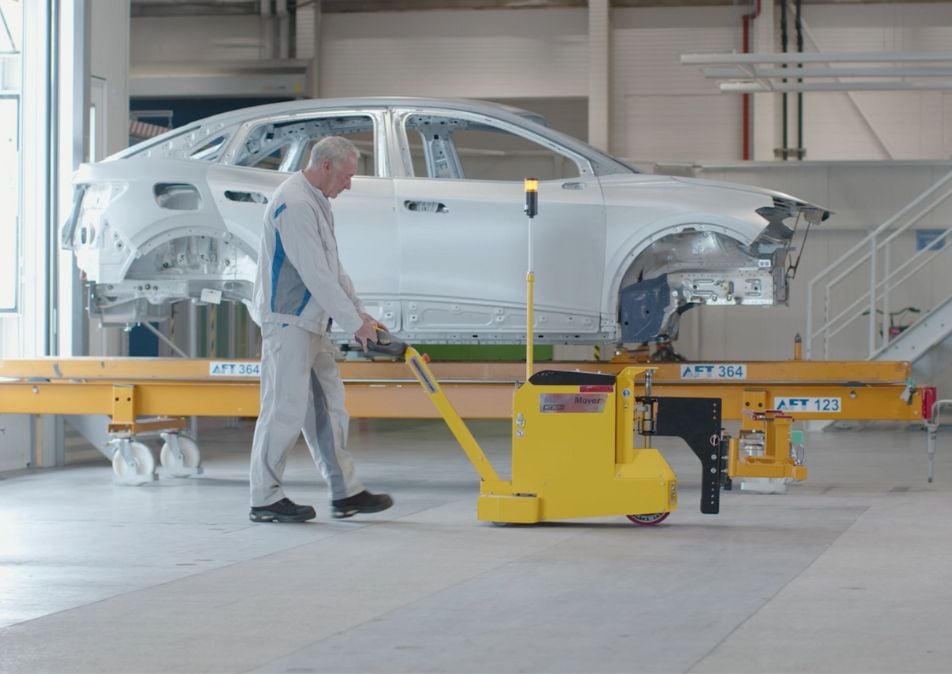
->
[524,178,538,382]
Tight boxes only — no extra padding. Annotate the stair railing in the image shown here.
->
[805,169,952,360]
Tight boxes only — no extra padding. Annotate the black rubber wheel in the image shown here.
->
[626,512,670,526]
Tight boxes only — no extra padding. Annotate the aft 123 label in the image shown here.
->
[773,397,842,413]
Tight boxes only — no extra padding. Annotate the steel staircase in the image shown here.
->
[874,295,952,380]
[804,168,952,380]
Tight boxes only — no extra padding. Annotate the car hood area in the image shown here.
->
[600,173,829,247]
[598,173,829,345]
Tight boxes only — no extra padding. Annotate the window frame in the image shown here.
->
[0,93,19,313]
[0,0,21,314]
[223,109,387,177]
[392,107,593,181]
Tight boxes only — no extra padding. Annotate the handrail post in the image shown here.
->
[868,234,877,358]
[882,244,891,347]
[822,287,829,359]
[805,283,814,359]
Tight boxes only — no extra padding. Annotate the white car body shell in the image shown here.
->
[63,97,828,345]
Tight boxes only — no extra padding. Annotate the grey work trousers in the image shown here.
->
[249,322,364,507]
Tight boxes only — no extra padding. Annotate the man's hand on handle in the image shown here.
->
[354,315,378,352]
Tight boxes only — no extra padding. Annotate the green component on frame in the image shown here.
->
[419,345,553,362]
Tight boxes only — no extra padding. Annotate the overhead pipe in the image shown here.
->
[740,0,761,160]
[795,0,804,159]
[780,0,788,160]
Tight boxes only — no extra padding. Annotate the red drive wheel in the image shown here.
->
[626,512,670,526]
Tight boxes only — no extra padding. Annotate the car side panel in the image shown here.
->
[393,177,605,338]
[329,177,401,329]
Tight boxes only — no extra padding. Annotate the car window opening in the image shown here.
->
[405,114,580,181]
[235,115,377,175]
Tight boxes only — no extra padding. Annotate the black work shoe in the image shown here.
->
[331,490,393,519]
[249,498,317,523]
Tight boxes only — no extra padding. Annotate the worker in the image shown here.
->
[248,136,393,523]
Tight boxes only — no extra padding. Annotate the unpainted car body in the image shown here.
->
[62,97,828,345]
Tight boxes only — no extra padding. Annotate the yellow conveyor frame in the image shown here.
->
[0,356,928,487]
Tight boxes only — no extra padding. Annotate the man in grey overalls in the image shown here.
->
[248,136,393,523]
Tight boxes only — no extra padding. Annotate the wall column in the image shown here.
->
[752,0,777,161]
[307,0,322,98]
[55,0,90,359]
[587,0,610,151]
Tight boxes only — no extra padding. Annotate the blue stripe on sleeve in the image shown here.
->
[270,231,285,313]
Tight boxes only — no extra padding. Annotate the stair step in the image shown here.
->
[873,295,952,364]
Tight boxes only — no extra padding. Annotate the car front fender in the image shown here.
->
[603,213,764,317]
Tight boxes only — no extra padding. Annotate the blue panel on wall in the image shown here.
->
[915,229,947,251]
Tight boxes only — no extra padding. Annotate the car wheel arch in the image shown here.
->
[604,217,757,317]
[120,219,258,295]
[130,220,255,259]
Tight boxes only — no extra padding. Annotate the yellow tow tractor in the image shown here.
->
[368,179,727,525]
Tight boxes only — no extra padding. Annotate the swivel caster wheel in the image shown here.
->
[159,433,203,478]
[111,440,156,485]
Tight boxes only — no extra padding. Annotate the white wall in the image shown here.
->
[297,2,952,162]
[316,8,588,99]
[130,2,952,163]
[132,15,263,63]
[799,3,952,161]
[610,5,743,162]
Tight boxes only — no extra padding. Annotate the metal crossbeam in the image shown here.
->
[0,357,927,423]
[682,51,952,92]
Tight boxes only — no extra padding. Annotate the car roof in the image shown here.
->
[115,96,637,176]
[183,96,549,130]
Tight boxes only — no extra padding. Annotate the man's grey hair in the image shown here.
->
[307,136,360,169]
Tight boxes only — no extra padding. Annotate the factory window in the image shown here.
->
[0,0,21,312]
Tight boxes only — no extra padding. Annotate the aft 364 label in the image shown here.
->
[209,361,261,377]
[680,364,747,380]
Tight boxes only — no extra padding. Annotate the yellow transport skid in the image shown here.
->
[0,356,924,423]
[0,356,929,487]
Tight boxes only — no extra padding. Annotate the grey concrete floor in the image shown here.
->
[1,418,951,673]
